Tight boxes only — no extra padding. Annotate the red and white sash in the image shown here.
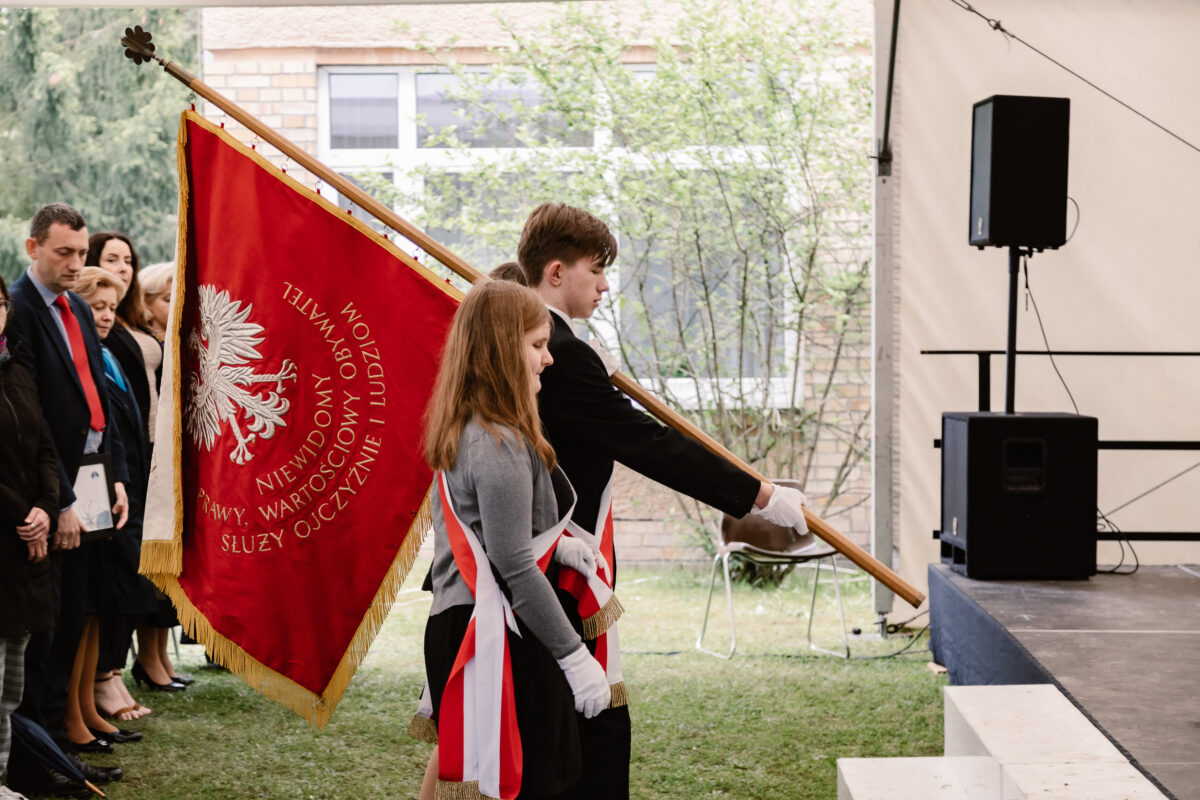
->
[558,470,626,708]
[434,471,573,800]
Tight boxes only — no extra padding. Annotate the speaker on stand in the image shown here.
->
[939,95,1097,579]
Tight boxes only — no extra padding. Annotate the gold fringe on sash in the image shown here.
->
[407,713,439,744]
[137,108,453,728]
[580,594,624,640]
[435,779,489,800]
[608,680,628,709]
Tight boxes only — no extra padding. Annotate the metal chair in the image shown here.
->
[696,482,850,659]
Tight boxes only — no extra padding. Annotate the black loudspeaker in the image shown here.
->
[970,95,1070,250]
[940,412,1097,579]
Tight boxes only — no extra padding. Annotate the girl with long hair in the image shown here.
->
[420,280,609,800]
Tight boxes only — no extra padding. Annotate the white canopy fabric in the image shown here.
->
[873,0,1200,609]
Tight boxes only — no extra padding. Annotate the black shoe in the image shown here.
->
[88,725,143,743]
[9,767,92,798]
[131,660,185,691]
[170,673,196,686]
[71,737,113,754]
[66,752,124,784]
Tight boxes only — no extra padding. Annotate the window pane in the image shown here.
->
[416,73,592,149]
[421,171,580,269]
[330,73,398,149]
[615,173,787,381]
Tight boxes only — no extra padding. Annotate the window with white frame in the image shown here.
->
[318,65,803,408]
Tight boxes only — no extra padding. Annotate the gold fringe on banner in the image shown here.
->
[147,485,432,728]
[608,681,628,709]
[435,779,488,800]
[139,108,454,728]
[580,594,624,640]
[407,713,439,744]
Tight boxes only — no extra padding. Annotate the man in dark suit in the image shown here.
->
[7,203,128,773]
[516,203,810,799]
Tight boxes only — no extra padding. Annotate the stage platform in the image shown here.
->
[929,563,1200,800]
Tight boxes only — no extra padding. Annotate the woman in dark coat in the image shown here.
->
[0,273,58,790]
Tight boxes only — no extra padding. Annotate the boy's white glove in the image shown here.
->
[587,337,620,376]
[557,644,611,718]
[749,485,810,532]
[554,536,597,577]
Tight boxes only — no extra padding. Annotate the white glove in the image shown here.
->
[587,337,620,376]
[749,485,810,532]
[554,536,597,577]
[557,644,611,719]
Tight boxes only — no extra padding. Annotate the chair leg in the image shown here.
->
[696,552,737,659]
[807,556,850,658]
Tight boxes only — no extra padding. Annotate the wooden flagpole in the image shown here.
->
[121,28,924,609]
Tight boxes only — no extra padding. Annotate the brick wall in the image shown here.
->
[201,49,319,188]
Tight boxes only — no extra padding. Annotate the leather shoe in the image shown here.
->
[132,660,186,691]
[66,752,123,784]
[7,767,91,799]
[71,737,112,754]
[170,673,196,685]
[88,726,143,743]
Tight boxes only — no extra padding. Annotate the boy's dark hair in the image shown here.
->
[488,261,529,286]
[517,203,617,287]
[30,203,87,244]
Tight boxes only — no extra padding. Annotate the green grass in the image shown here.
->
[85,562,944,800]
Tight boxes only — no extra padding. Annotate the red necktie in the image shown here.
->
[53,294,105,432]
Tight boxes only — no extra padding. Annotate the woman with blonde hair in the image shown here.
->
[419,280,608,800]
[136,262,173,343]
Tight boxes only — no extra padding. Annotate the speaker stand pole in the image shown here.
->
[1004,247,1023,414]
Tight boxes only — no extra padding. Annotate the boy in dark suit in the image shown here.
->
[516,203,809,799]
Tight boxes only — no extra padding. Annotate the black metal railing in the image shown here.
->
[924,348,1200,542]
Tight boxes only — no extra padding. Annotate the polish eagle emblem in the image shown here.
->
[184,285,297,465]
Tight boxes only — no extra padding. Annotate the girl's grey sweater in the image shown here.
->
[428,419,582,659]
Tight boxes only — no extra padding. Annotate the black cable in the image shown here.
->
[1022,257,1079,414]
[853,625,931,660]
[1097,507,1139,575]
[947,0,1200,156]
[1066,196,1081,243]
[884,607,929,633]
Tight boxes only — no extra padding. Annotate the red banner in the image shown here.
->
[142,110,461,726]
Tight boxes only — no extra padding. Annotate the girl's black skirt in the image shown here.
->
[425,604,581,799]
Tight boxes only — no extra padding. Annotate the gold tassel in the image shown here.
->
[581,595,624,640]
[407,714,438,744]
[435,779,490,800]
[608,681,628,709]
[138,540,181,577]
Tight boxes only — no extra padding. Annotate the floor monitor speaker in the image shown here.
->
[940,412,1097,579]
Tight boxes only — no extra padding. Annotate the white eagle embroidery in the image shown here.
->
[184,285,297,465]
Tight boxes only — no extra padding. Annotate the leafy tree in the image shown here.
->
[378,0,872,549]
[0,8,197,279]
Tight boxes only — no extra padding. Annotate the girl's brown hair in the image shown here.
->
[86,232,146,331]
[424,279,554,471]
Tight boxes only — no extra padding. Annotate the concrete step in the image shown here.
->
[838,757,983,800]
[945,684,1168,799]
[838,685,1168,800]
